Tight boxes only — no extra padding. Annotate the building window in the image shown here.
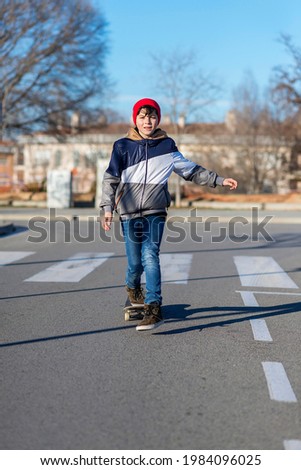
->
[17,151,24,165]
[55,150,62,167]
[35,150,50,163]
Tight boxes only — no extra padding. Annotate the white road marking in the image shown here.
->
[161,253,193,284]
[283,440,301,450]
[233,256,298,288]
[262,362,297,403]
[235,257,299,446]
[0,251,35,265]
[237,290,301,296]
[24,252,114,282]
[250,319,273,342]
[142,253,193,285]
[239,291,273,342]
[239,291,258,306]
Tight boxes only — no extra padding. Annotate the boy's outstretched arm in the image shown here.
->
[222,178,238,190]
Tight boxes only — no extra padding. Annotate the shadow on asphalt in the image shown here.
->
[1,301,301,347]
[0,225,28,238]
[0,324,134,349]
[154,301,301,335]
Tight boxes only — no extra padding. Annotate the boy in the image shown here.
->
[100,98,237,331]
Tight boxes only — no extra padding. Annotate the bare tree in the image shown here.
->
[0,0,111,139]
[230,72,289,193]
[150,48,220,132]
[150,48,221,205]
[271,33,301,143]
[272,34,301,111]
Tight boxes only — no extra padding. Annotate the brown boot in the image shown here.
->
[126,286,145,306]
[136,303,164,331]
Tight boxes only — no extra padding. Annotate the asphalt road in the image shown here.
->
[0,208,301,450]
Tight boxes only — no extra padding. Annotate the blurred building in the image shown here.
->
[0,117,298,197]
[289,142,301,191]
[0,141,18,192]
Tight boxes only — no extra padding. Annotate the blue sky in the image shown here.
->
[97,0,301,122]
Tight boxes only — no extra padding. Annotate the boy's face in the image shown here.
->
[136,107,158,138]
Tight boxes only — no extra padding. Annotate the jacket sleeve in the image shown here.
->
[172,151,224,188]
[99,142,122,212]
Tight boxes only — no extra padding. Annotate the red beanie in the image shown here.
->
[132,98,161,125]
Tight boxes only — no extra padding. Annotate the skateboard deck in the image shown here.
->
[123,297,144,321]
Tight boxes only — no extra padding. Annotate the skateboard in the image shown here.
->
[123,297,144,321]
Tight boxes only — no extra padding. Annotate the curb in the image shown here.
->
[0,213,300,225]
[189,201,301,211]
[1,200,301,210]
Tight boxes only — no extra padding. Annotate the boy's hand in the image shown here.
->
[222,178,238,190]
[101,212,113,231]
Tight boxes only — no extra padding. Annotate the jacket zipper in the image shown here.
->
[139,140,148,214]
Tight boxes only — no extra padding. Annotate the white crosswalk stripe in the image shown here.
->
[161,253,193,284]
[233,255,298,288]
[24,252,114,283]
[0,251,35,265]
[141,253,193,284]
[1,251,194,284]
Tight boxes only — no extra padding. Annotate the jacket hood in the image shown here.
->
[126,127,168,141]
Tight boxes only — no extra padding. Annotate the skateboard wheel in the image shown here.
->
[124,311,131,321]
[124,309,144,321]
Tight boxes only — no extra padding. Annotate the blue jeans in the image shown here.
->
[121,215,166,305]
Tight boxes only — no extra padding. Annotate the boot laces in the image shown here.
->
[144,304,160,318]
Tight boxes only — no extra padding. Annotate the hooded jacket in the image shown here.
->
[99,127,224,219]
